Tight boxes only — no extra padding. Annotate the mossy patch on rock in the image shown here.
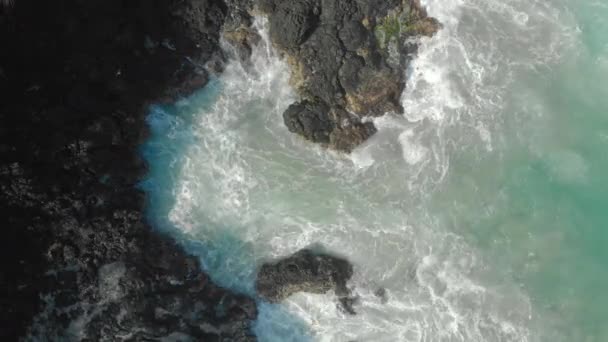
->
[374,12,402,49]
[374,0,441,50]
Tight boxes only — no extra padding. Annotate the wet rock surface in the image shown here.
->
[257,0,440,152]
[256,249,358,314]
[221,0,261,63]
[283,100,377,152]
[0,1,257,340]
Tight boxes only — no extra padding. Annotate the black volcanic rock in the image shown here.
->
[257,0,440,152]
[256,249,357,314]
[0,0,257,340]
[266,0,320,49]
[283,100,333,144]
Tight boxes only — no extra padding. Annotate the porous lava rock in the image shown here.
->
[257,0,440,152]
[256,249,358,314]
[0,1,257,340]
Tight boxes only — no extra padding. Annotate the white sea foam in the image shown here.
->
[157,1,580,340]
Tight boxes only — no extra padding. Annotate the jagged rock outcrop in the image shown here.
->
[256,249,358,314]
[0,1,257,340]
[257,0,440,152]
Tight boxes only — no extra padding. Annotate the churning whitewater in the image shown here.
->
[142,0,589,340]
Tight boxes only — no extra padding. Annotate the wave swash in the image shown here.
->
[142,0,588,340]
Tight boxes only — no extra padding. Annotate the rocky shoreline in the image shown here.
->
[1,0,437,340]
[0,1,256,340]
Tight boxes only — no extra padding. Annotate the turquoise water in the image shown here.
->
[141,2,608,341]
[139,81,313,341]
[429,2,608,339]
[436,2,608,338]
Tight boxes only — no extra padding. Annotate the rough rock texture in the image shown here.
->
[258,0,440,152]
[256,249,357,314]
[0,1,257,340]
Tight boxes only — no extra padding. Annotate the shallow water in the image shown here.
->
[141,1,608,341]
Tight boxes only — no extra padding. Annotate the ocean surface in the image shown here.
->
[140,1,608,341]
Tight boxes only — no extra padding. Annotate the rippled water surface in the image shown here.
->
[141,1,608,341]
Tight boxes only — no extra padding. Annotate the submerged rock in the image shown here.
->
[256,249,358,314]
[256,0,440,152]
[374,287,389,304]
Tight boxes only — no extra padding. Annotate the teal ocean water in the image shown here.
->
[141,1,608,341]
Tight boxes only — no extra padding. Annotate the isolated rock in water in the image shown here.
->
[256,249,357,314]
[256,0,440,152]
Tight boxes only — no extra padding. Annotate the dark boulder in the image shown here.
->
[265,0,320,49]
[256,249,357,314]
[283,100,333,144]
